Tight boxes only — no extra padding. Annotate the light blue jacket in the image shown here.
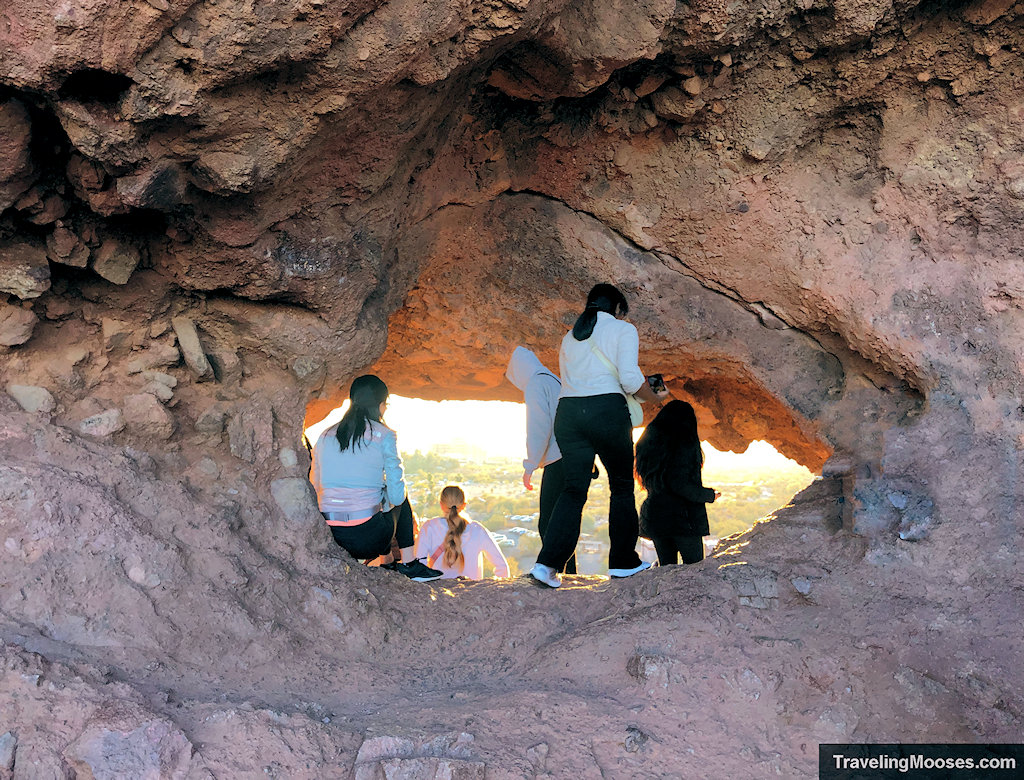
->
[311,420,406,515]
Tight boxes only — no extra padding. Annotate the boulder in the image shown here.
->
[46,224,91,268]
[191,151,258,194]
[14,186,67,225]
[92,238,141,285]
[208,347,243,384]
[144,380,175,402]
[0,99,34,211]
[0,303,38,346]
[141,370,177,403]
[124,342,181,373]
[194,403,227,435]
[270,477,320,527]
[0,731,16,772]
[682,75,703,95]
[0,240,50,299]
[116,162,186,210]
[79,409,125,438]
[123,392,176,440]
[634,73,668,97]
[649,86,704,122]
[7,384,56,414]
[101,318,134,353]
[170,316,212,379]
[64,719,192,780]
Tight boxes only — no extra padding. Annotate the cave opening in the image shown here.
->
[58,69,135,104]
[304,395,819,579]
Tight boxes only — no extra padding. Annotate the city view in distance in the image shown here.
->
[307,396,817,576]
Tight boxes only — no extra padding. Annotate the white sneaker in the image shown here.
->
[609,561,653,578]
[529,563,562,589]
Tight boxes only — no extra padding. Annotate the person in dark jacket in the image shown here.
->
[634,400,721,565]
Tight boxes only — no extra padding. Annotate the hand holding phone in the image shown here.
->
[646,374,667,394]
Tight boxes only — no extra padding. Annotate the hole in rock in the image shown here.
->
[305,397,816,577]
[59,69,135,104]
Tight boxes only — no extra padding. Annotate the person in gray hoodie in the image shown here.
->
[506,347,577,574]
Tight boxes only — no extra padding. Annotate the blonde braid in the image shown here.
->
[440,485,467,570]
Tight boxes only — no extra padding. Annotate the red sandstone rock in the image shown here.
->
[46,223,91,268]
[0,303,38,346]
[0,99,34,211]
[0,0,1022,776]
[0,240,50,300]
[92,238,141,285]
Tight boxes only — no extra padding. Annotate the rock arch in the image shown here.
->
[1,0,1022,774]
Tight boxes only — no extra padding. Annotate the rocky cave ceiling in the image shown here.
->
[1,0,1022,528]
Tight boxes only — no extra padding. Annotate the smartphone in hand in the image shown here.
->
[646,374,666,393]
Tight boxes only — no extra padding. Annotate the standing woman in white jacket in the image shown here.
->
[530,284,667,589]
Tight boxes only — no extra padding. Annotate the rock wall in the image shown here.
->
[1,0,1022,776]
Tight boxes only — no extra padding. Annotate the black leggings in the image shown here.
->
[537,394,642,572]
[652,535,704,566]
[327,498,415,560]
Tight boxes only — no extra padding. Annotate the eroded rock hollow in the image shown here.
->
[1,0,1022,775]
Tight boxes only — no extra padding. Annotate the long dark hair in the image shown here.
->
[335,375,389,452]
[571,283,629,341]
[635,400,704,493]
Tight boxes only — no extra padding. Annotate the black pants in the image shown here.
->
[537,394,642,572]
[328,497,415,560]
[652,535,704,566]
[538,459,576,574]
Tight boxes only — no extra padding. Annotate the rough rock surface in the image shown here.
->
[1,0,1022,776]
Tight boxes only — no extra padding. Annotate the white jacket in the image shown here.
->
[559,312,645,398]
[505,346,561,472]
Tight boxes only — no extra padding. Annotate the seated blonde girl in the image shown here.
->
[415,486,510,580]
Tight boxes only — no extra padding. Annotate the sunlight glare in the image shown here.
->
[305,396,812,479]
[305,395,526,457]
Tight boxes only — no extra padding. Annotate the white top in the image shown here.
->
[415,517,510,580]
[559,312,646,398]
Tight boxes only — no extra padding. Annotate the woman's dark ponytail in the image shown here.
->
[572,283,629,341]
[335,375,389,452]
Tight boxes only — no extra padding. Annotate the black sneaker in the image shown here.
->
[396,559,443,582]
[379,560,399,572]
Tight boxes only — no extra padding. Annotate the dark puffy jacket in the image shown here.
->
[639,451,715,539]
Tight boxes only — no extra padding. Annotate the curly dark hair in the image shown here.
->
[635,400,703,492]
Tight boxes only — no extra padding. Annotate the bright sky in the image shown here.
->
[305,396,813,475]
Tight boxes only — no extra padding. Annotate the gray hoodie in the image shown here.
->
[506,346,562,472]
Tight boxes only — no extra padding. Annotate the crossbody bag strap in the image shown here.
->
[590,341,621,382]
[591,340,645,427]
[427,542,446,567]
